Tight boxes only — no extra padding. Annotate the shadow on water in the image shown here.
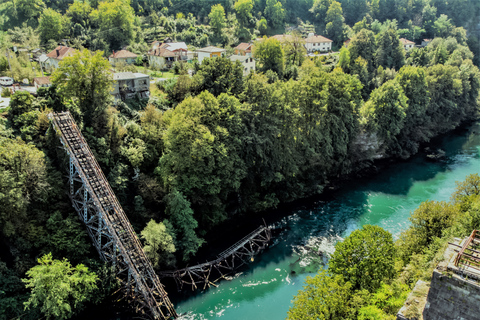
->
[173,122,480,319]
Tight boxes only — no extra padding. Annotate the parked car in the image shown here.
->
[0,77,14,86]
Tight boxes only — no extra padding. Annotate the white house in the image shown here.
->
[196,46,226,64]
[229,55,255,76]
[109,50,138,66]
[33,76,51,90]
[400,38,415,50]
[305,34,333,53]
[112,72,150,101]
[148,42,188,69]
[45,46,76,69]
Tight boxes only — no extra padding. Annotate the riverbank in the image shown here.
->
[172,120,480,319]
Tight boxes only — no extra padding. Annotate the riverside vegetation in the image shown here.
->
[1,0,480,319]
[288,174,480,320]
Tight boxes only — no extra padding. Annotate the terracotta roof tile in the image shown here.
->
[46,46,76,60]
[235,43,252,51]
[305,35,333,43]
[33,76,51,85]
[400,38,415,45]
[148,48,176,58]
[109,50,138,59]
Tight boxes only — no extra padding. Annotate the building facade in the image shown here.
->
[112,72,150,101]
[229,55,255,76]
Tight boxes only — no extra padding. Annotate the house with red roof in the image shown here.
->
[305,33,333,53]
[45,46,76,69]
[109,50,138,66]
[400,38,415,50]
[148,42,188,69]
[235,42,253,56]
[33,76,52,90]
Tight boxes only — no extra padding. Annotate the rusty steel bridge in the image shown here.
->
[49,112,177,319]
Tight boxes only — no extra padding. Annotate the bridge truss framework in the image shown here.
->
[49,111,177,320]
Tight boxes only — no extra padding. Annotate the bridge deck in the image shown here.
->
[49,112,177,319]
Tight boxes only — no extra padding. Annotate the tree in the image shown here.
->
[453,173,480,203]
[433,14,454,38]
[141,219,176,267]
[253,37,285,76]
[287,270,352,320]
[396,201,460,262]
[325,1,345,46]
[349,29,377,73]
[375,29,405,70]
[264,0,285,29]
[93,0,136,50]
[361,80,407,149]
[0,137,48,238]
[234,0,253,27]
[51,49,114,127]
[329,225,396,292]
[208,4,226,36]
[310,0,332,33]
[38,8,70,44]
[422,4,437,38]
[66,1,93,28]
[164,190,204,261]
[23,253,98,320]
[197,57,244,97]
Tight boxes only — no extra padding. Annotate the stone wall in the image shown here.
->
[423,269,480,320]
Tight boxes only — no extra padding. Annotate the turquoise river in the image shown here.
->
[174,122,480,320]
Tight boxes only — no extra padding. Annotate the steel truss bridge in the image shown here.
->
[49,111,177,320]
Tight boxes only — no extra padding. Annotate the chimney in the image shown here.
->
[56,48,60,57]
[113,50,115,57]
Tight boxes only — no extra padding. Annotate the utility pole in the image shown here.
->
[5,48,13,79]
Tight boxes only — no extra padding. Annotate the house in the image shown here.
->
[45,46,76,69]
[111,72,150,101]
[344,38,351,48]
[109,50,138,66]
[148,42,188,69]
[33,76,51,90]
[235,43,253,56]
[196,46,227,63]
[271,34,294,43]
[305,33,333,53]
[422,39,432,47]
[400,38,415,50]
[229,55,255,76]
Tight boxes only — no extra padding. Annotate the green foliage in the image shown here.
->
[93,0,136,50]
[325,1,345,46]
[164,190,204,262]
[51,49,114,127]
[375,28,405,70]
[361,79,408,148]
[208,4,226,35]
[264,0,285,29]
[396,200,460,263]
[38,8,69,44]
[234,0,253,27]
[23,253,98,320]
[141,219,176,268]
[287,270,352,320]
[196,57,244,97]
[0,137,48,238]
[254,37,285,76]
[329,225,396,292]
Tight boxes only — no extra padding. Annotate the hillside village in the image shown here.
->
[0,31,426,105]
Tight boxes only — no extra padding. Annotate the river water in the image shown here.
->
[174,122,480,320]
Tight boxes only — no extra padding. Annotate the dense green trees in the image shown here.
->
[253,37,285,76]
[23,253,98,320]
[51,49,113,127]
[329,225,396,292]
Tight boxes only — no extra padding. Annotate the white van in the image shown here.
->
[0,77,13,86]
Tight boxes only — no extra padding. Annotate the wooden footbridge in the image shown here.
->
[159,225,271,291]
[49,112,177,319]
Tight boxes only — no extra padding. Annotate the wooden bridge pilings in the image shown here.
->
[159,226,272,291]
